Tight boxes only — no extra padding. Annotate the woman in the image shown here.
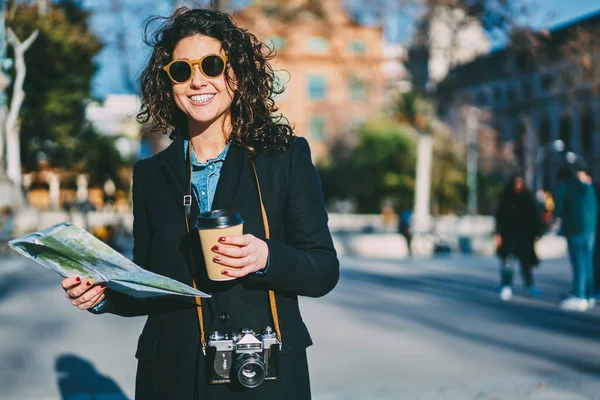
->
[494,174,542,301]
[60,7,339,399]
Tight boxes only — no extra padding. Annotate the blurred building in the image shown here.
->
[408,5,490,93]
[234,0,395,160]
[437,11,600,190]
[85,94,142,159]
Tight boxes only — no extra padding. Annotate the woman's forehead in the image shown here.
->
[172,34,224,59]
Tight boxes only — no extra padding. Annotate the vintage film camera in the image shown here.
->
[206,326,280,388]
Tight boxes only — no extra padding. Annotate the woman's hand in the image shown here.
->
[211,234,269,278]
[61,276,106,310]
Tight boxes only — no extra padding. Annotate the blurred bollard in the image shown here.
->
[458,235,472,254]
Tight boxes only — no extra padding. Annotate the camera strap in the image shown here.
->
[250,160,282,346]
[184,142,208,353]
[183,142,282,355]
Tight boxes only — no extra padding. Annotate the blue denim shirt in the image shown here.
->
[184,140,229,212]
[184,140,268,276]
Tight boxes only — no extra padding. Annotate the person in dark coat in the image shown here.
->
[494,174,542,301]
[60,7,339,399]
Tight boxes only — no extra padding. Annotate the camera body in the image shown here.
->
[206,326,280,388]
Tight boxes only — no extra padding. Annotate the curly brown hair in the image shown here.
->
[137,7,294,155]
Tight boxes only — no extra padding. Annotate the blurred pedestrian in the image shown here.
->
[555,165,597,311]
[494,174,542,301]
[398,209,413,257]
[593,182,600,300]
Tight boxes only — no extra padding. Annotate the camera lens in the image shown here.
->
[234,353,266,388]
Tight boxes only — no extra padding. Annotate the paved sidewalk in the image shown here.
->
[1,254,599,399]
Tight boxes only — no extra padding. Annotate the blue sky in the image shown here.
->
[85,0,600,99]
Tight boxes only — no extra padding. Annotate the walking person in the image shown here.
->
[554,165,597,311]
[398,209,413,257]
[494,174,542,301]
[59,7,339,399]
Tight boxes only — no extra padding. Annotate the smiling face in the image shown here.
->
[170,34,234,135]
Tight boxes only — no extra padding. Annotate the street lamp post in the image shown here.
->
[466,107,479,215]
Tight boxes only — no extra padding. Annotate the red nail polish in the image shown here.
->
[212,245,219,251]
[76,277,81,282]
[86,281,92,287]
[218,237,226,243]
[222,270,228,275]
[214,257,221,262]
[100,284,106,288]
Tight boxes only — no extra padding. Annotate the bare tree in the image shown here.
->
[560,25,600,95]
[5,27,38,186]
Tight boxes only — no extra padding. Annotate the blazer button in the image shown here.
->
[220,313,229,322]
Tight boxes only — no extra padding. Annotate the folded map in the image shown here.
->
[8,222,210,299]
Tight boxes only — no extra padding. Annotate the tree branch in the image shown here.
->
[6,28,39,137]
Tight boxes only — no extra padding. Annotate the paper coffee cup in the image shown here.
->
[196,210,244,281]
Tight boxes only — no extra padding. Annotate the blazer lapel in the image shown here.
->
[157,137,189,208]
[212,144,249,212]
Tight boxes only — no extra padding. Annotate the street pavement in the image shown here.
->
[1,253,600,399]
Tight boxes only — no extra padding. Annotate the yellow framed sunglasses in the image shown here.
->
[163,54,229,84]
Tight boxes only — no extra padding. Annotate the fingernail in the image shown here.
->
[222,270,228,275]
[86,281,92,287]
[100,284,106,288]
[218,237,226,243]
[212,245,219,251]
[213,257,221,262]
[76,277,81,282]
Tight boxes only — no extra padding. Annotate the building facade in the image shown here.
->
[234,0,391,160]
[438,12,600,190]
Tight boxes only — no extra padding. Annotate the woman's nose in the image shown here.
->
[190,65,208,88]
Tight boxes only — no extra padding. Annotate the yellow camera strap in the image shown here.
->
[250,160,282,345]
[185,142,207,351]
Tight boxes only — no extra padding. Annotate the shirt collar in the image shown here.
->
[185,140,230,167]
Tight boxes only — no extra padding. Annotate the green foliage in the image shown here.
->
[7,0,103,170]
[318,117,416,214]
[431,131,467,214]
[73,128,132,189]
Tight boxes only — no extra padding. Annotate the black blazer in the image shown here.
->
[98,136,339,399]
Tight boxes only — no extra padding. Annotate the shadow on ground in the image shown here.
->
[56,354,129,400]
[331,256,600,377]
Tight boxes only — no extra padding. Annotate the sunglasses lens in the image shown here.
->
[169,61,192,83]
[201,55,225,78]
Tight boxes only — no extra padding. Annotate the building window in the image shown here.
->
[476,89,488,106]
[541,74,555,92]
[522,80,532,101]
[507,87,518,104]
[348,40,367,54]
[581,110,594,150]
[308,75,326,100]
[273,70,289,100]
[308,115,326,140]
[306,37,329,53]
[562,71,575,88]
[538,115,551,145]
[349,77,367,101]
[560,113,572,150]
[493,87,503,103]
[267,35,285,51]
